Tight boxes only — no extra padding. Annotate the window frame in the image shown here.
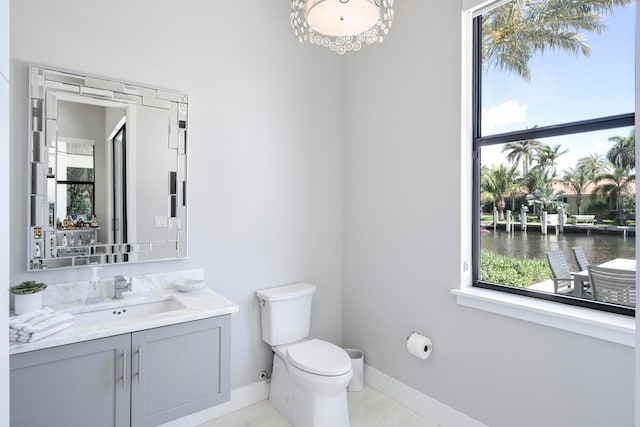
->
[470,7,636,316]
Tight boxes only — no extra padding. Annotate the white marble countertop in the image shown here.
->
[10,285,238,355]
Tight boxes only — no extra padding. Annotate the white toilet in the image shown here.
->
[257,283,352,427]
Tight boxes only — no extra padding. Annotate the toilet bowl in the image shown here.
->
[256,283,353,427]
[269,339,352,427]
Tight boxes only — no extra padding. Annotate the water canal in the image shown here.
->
[481,229,636,270]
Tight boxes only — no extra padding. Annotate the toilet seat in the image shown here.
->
[287,339,352,377]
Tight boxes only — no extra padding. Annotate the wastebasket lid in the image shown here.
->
[287,339,352,376]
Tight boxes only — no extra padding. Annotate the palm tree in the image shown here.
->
[593,167,636,225]
[522,166,551,215]
[562,166,590,215]
[502,138,543,177]
[577,153,611,179]
[537,144,569,178]
[607,129,635,173]
[481,164,520,220]
[523,166,549,193]
[482,0,631,81]
[525,186,566,212]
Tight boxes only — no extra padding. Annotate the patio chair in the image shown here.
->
[572,246,589,271]
[546,250,575,295]
[571,246,592,297]
[588,265,636,307]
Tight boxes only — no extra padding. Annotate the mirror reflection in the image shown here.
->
[28,65,188,270]
[55,138,95,224]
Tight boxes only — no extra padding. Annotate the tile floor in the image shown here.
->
[200,385,438,427]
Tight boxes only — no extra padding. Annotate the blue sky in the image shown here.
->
[481,1,636,174]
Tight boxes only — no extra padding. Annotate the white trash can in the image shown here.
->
[345,348,364,392]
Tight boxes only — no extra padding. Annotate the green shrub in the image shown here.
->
[480,250,551,288]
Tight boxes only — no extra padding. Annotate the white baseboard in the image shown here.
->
[159,380,270,427]
[160,365,484,427]
[364,364,486,427]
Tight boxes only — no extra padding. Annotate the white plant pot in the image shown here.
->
[13,292,44,315]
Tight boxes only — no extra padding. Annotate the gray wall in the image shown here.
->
[1,0,9,422]
[58,101,106,143]
[343,2,635,427]
[131,105,171,245]
[10,0,344,389]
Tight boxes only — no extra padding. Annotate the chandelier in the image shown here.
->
[291,0,394,54]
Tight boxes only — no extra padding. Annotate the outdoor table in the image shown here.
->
[573,258,636,297]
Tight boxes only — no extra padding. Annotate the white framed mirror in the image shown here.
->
[28,65,188,270]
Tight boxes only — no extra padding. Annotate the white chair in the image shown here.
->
[588,265,636,307]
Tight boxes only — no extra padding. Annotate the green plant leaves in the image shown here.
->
[9,281,47,295]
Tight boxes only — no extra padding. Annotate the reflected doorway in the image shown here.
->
[111,122,128,261]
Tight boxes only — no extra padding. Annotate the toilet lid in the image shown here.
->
[287,339,352,376]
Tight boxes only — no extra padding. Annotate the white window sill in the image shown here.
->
[452,287,635,347]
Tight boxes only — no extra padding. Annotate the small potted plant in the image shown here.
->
[10,280,47,315]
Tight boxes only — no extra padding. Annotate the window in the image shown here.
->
[55,139,96,224]
[472,0,636,316]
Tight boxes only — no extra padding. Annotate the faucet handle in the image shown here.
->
[113,275,131,299]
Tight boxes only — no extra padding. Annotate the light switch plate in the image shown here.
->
[155,216,167,227]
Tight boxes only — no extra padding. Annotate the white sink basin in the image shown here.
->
[72,297,186,327]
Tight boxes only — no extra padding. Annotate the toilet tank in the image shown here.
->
[256,283,317,346]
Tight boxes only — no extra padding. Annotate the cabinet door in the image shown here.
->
[10,334,131,427]
[131,315,230,427]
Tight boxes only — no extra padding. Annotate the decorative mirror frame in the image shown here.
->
[28,65,188,270]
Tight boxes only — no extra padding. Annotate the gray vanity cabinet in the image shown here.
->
[10,333,131,427]
[10,315,231,427]
[131,315,231,426]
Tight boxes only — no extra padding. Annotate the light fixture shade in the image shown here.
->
[291,0,394,54]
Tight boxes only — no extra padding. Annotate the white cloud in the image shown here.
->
[482,100,527,134]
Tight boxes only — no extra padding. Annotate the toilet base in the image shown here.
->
[269,352,351,427]
[269,354,294,421]
[291,381,350,427]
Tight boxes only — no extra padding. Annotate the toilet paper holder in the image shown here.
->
[407,331,432,353]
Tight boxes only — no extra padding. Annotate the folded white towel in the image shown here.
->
[10,320,74,343]
[11,312,57,332]
[9,307,75,343]
[20,312,74,334]
[22,322,75,342]
[9,308,54,329]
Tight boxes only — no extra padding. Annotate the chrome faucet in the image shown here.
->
[113,275,131,299]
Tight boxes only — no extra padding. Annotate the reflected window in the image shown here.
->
[472,0,636,315]
[56,139,95,222]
